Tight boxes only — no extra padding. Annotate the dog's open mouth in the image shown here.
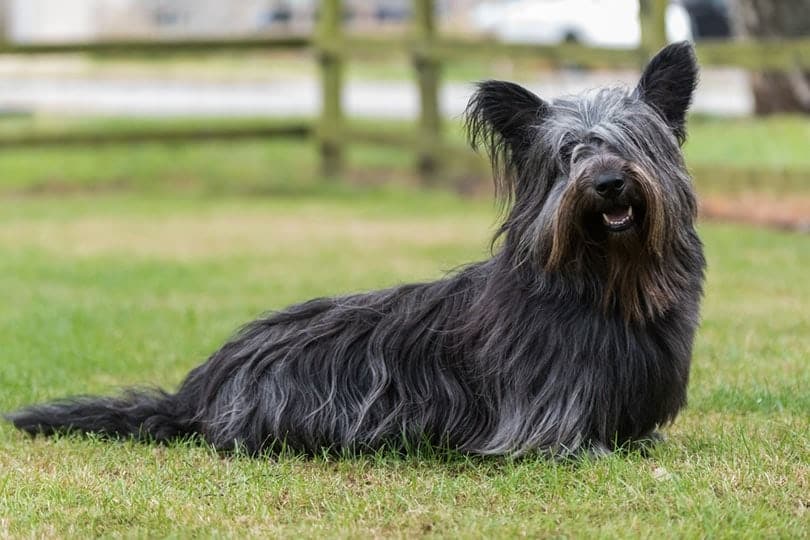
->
[602,206,634,232]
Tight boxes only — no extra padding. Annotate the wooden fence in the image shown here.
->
[1,0,809,183]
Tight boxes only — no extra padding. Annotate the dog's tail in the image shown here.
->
[5,389,194,443]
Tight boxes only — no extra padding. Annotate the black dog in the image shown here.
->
[8,42,705,457]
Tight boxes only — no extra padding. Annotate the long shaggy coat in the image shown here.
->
[8,42,705,457]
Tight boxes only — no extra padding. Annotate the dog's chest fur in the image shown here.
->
[448,263,699,454]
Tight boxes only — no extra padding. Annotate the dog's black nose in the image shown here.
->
[594,172,625,198]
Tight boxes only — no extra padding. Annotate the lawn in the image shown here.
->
[0,186,807,537]
[1,114,808,197]
[0,113,807,536]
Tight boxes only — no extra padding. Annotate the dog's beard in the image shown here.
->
[539,163,677,322]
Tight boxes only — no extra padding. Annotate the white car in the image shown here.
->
[472,0,692,49]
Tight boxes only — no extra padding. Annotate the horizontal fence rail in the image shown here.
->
[0,120,311,148]
[697,37,810,70]
[0,0,808,183]
[334,35,810,69]
[0,35,310,55]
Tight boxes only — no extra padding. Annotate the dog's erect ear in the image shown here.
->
[635,41,698,145]
[465,81,548,193]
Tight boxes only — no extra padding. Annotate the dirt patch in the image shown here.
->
[700,193,810,233]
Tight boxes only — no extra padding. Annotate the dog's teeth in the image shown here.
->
[602,207,633,228]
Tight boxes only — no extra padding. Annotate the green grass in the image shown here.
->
[686,116,810,170]
[0,189,808,538]
[0,115,807,197]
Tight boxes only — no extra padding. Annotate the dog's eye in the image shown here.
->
[560,142,576,165]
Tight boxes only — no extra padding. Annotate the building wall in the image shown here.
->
[135,0,271,37]
[5,0,275,42]
[2,0,485,43]
[8,0,99,42]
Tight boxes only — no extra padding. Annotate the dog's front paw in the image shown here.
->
[627,430,666,455]
[585,442,613,460]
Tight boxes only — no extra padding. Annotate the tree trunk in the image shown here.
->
[733,0,810,114]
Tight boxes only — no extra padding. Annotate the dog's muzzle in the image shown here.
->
[593,171,635,232]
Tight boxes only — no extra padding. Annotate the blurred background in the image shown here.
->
[1,6,808,537]
[0,0,807,227]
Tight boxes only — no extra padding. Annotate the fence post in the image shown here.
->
[317,0,344,179]
[413,0,441,183]
[639,0,668,62]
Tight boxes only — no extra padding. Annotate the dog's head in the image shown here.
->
[466,42,701,320]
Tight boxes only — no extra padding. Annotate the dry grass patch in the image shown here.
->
[0,211,491,261]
